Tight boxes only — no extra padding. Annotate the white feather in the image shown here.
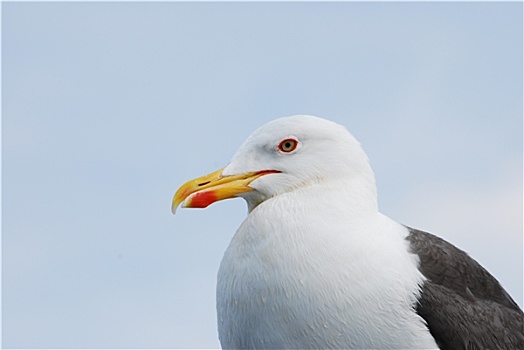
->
[217,115,438,349]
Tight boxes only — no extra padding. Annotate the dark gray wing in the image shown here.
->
[406,227,523,350]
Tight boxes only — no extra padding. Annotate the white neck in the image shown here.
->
[218,177,436,349]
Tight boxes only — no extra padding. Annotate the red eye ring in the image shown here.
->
[278,138,298,153]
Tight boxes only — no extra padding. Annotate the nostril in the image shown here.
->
[198,181,211,187]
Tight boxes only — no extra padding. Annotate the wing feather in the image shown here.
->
[406,227,523,350]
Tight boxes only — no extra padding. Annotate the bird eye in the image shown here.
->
[278,138,298,153]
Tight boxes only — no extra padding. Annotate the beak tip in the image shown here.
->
[172,196,190,215]
[171,199,183,215]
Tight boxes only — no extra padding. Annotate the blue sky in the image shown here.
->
[3,2,522,348]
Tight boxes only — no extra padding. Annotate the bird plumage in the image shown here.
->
[217,187,439,348]
[407,227,524,349]
[173,115,523,349]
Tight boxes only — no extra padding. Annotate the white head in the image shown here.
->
[172,115,377,213]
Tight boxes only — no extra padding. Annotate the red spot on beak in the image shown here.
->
[189,191,219,208]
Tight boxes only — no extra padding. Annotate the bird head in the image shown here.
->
[172,115,376,214]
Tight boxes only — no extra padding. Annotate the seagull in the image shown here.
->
[172,115,523,349]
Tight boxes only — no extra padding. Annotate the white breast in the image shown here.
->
[216,185,438,349]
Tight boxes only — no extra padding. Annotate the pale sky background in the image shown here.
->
[3,2,522,348]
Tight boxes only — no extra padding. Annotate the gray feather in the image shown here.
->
[406,227,523,350]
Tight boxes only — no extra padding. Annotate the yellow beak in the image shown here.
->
[172,167,279,214]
